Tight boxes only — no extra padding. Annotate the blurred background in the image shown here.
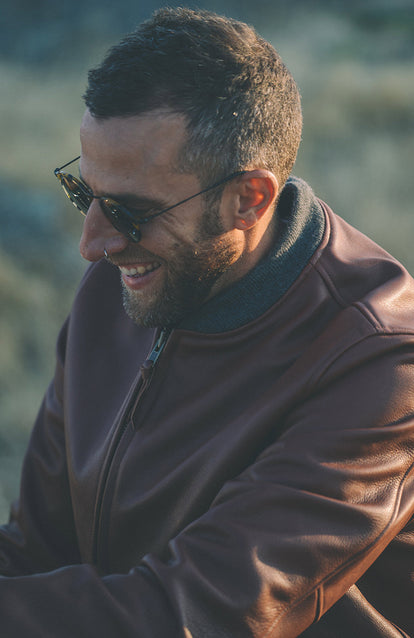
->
[1,0,413,522]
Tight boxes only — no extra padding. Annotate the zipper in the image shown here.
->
[140,327,171,381]
[123,327,171,423]
[92,327,171,566]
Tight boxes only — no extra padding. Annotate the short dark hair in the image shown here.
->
[83,7,302,190]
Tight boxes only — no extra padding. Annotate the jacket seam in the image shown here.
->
[311,330,414,392]
[314,585,323,623]
[263,456,414,636]
[314,452,414,611]
[314,259,385,328]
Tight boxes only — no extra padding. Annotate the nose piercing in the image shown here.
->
[104,248,109,259]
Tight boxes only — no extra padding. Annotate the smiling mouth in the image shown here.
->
[119,262,161,278]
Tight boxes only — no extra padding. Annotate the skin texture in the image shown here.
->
[79,109,278,327]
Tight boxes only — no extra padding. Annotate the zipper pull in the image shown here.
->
[140,328,170,381]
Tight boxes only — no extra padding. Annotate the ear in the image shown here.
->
[234,170,279,231]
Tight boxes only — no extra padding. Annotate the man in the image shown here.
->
[1,7,413,637]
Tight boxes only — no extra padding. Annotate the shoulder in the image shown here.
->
[313,203,414,336]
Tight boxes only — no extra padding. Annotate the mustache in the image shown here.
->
[107,245,163,266]
[106,240,216,267]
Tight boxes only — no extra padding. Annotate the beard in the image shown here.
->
[121,203,239,328]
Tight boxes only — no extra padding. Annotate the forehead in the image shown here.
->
[79,110,189,189]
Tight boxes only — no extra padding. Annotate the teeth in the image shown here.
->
[120,262,160,277]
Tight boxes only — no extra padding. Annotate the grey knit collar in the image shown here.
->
[178,176,325,334]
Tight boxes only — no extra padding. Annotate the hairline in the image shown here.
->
[86,107,249,190]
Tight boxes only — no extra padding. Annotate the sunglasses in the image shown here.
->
[54,156,246,242]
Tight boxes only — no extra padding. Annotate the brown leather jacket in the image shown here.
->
[1,178,413,636]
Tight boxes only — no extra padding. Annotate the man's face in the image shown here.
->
[79,111,243,327]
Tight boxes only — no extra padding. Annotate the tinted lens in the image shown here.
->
[100,198,141,242]
[58,173,92,215]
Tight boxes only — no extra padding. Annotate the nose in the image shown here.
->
[79,199,130,262]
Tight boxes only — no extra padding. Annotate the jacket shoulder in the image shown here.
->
[314,205,414,335]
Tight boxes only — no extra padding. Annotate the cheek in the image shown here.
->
[151,219,201,252]
[139,201,212,255]
[136,228,196,265]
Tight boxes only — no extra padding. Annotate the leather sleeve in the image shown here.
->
[0,333,413,637]
[140,334,414,637]
[0,317,81,575]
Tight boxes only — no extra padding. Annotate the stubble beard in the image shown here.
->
[121,203,238,328]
